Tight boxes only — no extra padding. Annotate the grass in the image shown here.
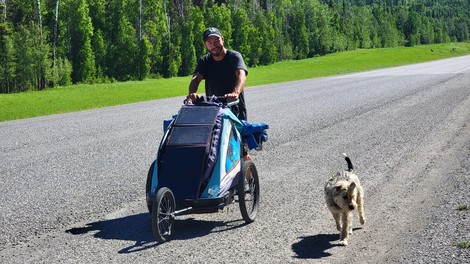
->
[451,204,469,249]
[452,241,470,249]
[0,78,190,122]
[1,42,470,122]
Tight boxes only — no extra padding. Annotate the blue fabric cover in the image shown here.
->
[240,120,269,150]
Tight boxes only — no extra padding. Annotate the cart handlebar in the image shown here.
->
[206,95,239,107]
[187,95,239,108]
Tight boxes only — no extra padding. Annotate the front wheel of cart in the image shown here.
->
[238,160,260,223]
[151,187,175,243]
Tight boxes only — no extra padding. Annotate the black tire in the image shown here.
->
[146,161,155,213]
[238,160,260,223]
[151,187,176,243]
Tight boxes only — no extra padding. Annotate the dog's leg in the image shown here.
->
[333,213,342,232]
[357,186,366,225]
[347,211,353,235]
[339,211,351,246]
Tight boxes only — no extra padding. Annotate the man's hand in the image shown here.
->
[186,93,199,103]
[224,92,239,102]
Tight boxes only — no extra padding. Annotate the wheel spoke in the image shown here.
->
[244,177,255,213]
[157,196,173,236]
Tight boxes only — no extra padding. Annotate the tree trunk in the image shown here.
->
[53,0,59,62]
[139,0,142,40]
[36,0,42,39]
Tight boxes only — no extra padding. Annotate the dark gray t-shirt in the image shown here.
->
[194,50,248,120]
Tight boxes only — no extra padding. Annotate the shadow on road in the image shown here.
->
[65,212,247,254]
[291,233,339,259]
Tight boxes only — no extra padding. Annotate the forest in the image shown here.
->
[0,0,469,93]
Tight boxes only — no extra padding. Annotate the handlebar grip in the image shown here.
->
[226,99,239,107]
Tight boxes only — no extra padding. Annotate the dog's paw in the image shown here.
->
[360,217,366,225]
[339,239,349,246]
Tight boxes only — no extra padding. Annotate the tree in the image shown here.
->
[137,35,151,80]
[35,0,42,39]
[419,16,434,44]
[179,19,196,76]
[140,0,167,77]
[273,0,294,60]
[189,6,205,60]
[290,7,309,59]
[0,22,15,93]
[88,0,106,80]
[161,39,181,77]
[231,8,251,65]
[373,6,402,47]
[105,0,138,80]
[257,10,277,65]
[53,0,59,61]
[352,6,372,48]
[67,0,95,83]
[33,25,51,90]
[404,10,422,46]
[12,25,38,92]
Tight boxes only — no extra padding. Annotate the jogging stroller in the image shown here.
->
[146,96,269,242]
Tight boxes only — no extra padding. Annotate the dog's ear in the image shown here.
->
[349,182,356,189]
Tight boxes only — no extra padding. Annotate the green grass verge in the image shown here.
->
[1,42,469,122]
[452,241,470,249]
[247,42,470,86]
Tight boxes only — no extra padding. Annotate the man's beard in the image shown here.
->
[210,47,222,57]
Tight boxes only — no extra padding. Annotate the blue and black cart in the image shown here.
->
[146,97,269,242]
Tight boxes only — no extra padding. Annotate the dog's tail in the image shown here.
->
[342,153,354,172]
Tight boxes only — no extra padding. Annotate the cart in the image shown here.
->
[146,96,269,242]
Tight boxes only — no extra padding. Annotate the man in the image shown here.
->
[186,27,249,121]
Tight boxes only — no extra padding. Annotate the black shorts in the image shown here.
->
[230,104,247,121]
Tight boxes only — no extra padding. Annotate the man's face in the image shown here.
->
[205,36,224,57]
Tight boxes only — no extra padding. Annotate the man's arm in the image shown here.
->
[225,69,246,102]
[187,72,203,102]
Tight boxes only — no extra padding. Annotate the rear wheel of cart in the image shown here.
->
[146,161,155,213]
[238,160,260,223]
[151,187,175,243]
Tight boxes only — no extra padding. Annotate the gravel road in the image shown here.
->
[1,56,469,263]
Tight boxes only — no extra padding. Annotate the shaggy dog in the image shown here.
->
[324,154,366,246]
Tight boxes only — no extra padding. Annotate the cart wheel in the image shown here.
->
[238,160,260,223]
[145,161,155,213]
[151,187,175,243]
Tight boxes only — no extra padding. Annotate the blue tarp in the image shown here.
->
[240,120,269,150]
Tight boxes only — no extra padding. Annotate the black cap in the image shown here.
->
[203,27,222,42]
